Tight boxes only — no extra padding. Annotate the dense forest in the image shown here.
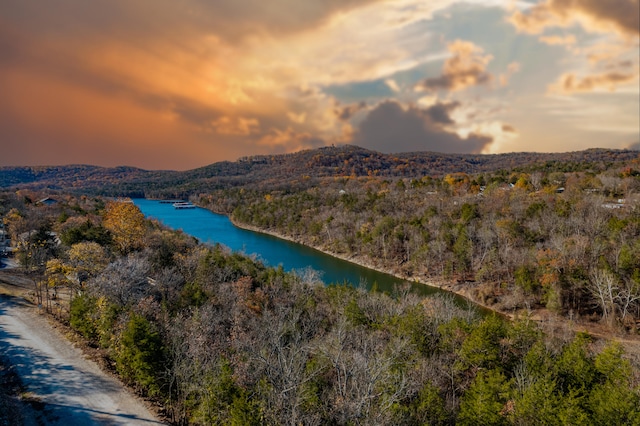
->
[189,155,640,334]
[1,189,639,425]
[1,145,638,198]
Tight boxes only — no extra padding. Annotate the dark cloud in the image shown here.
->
[352,100,492,154]
[417,40,493,93]
[1,0,382,44]
[420,71,492,93]
[335,101,367,121]
[509,0,640,37]
[424,101,461,124]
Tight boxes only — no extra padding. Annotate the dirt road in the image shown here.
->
[0,294,164,425]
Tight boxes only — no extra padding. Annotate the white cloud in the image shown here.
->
[385,79,401,92]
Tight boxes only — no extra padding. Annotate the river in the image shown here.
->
[133,199,466,300]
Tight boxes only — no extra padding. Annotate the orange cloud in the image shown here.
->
[551,70,639,93]
[212,116,261,135]
[509,0,640,38]
[1,1,636,168]
[0,68,226,170]
[1,1,463,169]
[257,127,325,153]
[417,40,494,92]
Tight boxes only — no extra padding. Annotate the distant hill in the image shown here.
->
[0,165,153,187]
[1,145,638,197]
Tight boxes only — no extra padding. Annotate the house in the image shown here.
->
[17,230,61,246]
[601,199,626,209]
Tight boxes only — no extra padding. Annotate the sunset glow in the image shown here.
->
[1,0,638,170]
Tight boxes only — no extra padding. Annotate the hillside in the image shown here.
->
[1,192,638,424]
[0,165,159,191]
[1,145,638,196]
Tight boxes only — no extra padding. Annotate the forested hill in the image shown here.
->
[1,145,638,196]
[0,165,163,191]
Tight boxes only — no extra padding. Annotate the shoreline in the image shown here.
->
[228,216,503,316]
[225,217,640,347]
[192,207,640,350]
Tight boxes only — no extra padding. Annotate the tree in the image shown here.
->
[67,241,110,285]
[458,315,508,372]
[89,254,152,307]
[405,382,449,425]
[511,374,559,425]
[587,342,640,425]
[452,226,473,275]
[44,242,110,316]
[59,219,112,246]
[115,313,164,396]
[554,333,596,394]
[615,277,640,325]
[103,201,146,254]
[458,369,511,425]
[3,208,26,242]
[69,293,98,339]
[319,319,411,424]
[16,222,58,272]
[587,269,618,324]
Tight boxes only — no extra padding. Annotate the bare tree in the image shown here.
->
[588,269,618,324]
[89,254,152,307]
[319,320,411,425]
[615,278,640,323]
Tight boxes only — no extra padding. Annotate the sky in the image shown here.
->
[0,0,638,170]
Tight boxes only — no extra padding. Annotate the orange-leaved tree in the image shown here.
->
[103,202,146,254]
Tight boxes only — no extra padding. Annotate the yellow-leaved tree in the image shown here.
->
[103,202,146,254]
[44,242,110,311]
[68,241,110,285]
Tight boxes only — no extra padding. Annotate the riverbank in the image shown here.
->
[226,216,640,347]
[228,216,503,316]
[145,199,639,349]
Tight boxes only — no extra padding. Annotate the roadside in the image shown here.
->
[0,354,40,426]
[0,270,164,425]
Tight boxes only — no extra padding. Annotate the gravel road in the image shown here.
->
[0,294,164,425]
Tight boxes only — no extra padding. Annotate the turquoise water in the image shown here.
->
[133,199,458,299]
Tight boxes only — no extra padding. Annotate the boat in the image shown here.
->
[173,202,196,209]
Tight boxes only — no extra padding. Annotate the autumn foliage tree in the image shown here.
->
[103,201,146,254]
